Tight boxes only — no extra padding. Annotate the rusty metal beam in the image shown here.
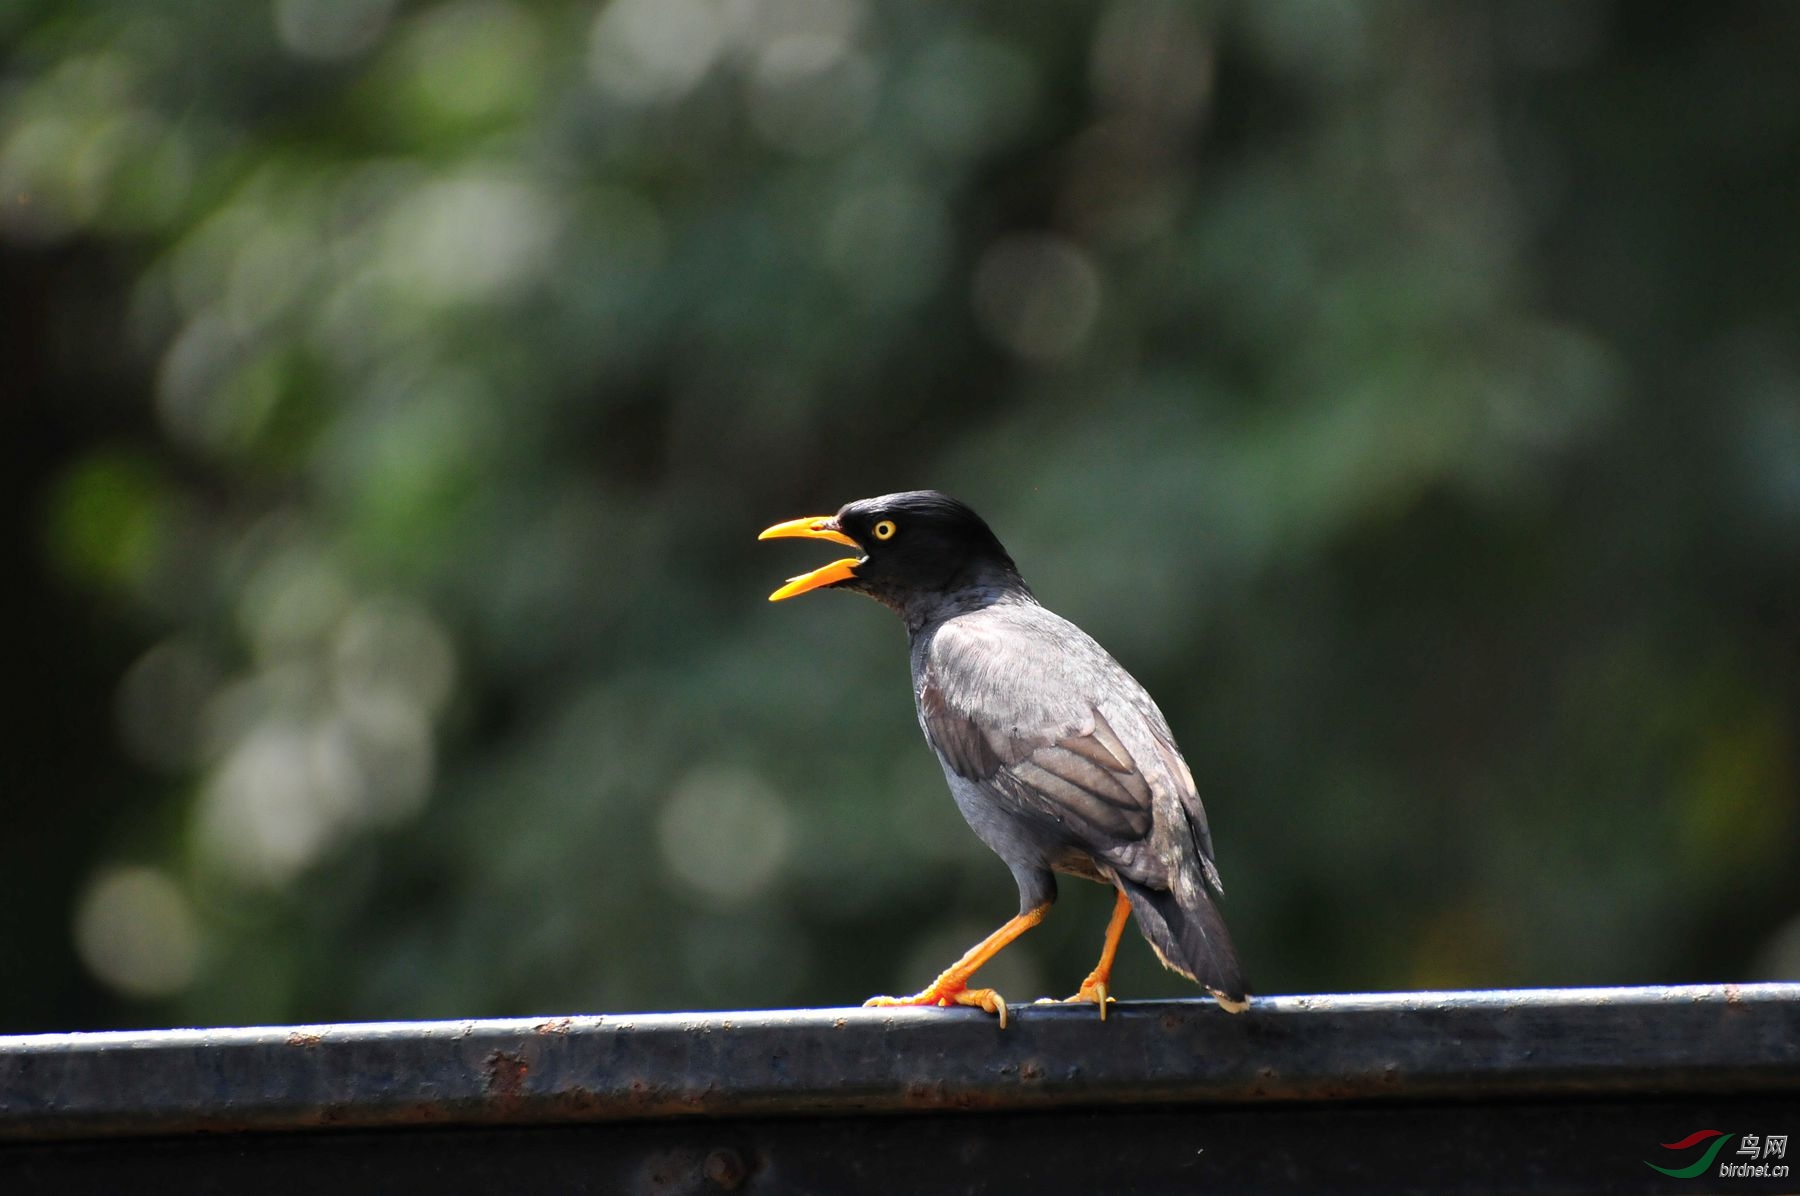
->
[3,983,1797,1140]
[4,985,1799,1194]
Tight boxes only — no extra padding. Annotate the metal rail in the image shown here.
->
[3,984,1798,1194]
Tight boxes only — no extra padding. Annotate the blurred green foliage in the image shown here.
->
[4,0,1799,1033]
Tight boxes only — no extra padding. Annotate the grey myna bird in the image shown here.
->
[760,491,1247,1027]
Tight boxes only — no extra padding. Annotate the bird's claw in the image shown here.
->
[865,985,1010,1029]
[1035,979,1114,1020]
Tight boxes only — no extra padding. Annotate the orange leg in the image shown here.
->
[864,904,1049,1029]
[1064,888,1132,1020]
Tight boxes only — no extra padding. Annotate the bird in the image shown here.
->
[759,490,1247,1028]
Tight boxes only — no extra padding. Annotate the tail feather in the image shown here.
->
[1121,878,1249,1011]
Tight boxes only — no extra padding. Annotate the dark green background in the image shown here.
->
[4,0,1797,1033]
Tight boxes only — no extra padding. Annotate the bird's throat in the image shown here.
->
[891,573,1035,636]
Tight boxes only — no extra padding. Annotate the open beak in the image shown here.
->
[758,515,863,601]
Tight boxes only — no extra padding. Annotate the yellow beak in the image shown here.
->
[757,515,863,601]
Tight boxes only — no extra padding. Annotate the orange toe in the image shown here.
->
[1062,977,1114,1020]
[865,983,1011,1028]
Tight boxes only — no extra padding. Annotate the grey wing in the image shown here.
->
[919,681,1155,848]
[915,608,1225,893]
[1138,714,1224,892]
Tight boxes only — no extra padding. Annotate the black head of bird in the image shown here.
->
[759,491,1024,626]
[761,490,1248,1028]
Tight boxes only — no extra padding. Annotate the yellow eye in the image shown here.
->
[872,519,897,541]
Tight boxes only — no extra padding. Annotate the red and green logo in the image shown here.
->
[1645,1130,1735,1178]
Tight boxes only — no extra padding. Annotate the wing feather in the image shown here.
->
[922,690,1153,843]
[914,607,1220,888]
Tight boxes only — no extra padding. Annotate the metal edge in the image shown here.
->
[2,983,1797,1141]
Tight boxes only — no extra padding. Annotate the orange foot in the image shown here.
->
[865,982,1011,1029]
[1035,976,1116,1020]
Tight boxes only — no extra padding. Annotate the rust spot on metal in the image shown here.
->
[631,1145,758,1195]
[1018,1061,1043,1082]
[485,1051,530,1102]
[621,1077,704,1114]
[704,1147,748,1190]
[895,1079,1017,1112]
[902,1080,943,1106]
[552,1088,609,1117]
[635,1149,691,1195]
[535,1018,573,1035]
[286,1031,323,1047]
[1723,982,1744,1007]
